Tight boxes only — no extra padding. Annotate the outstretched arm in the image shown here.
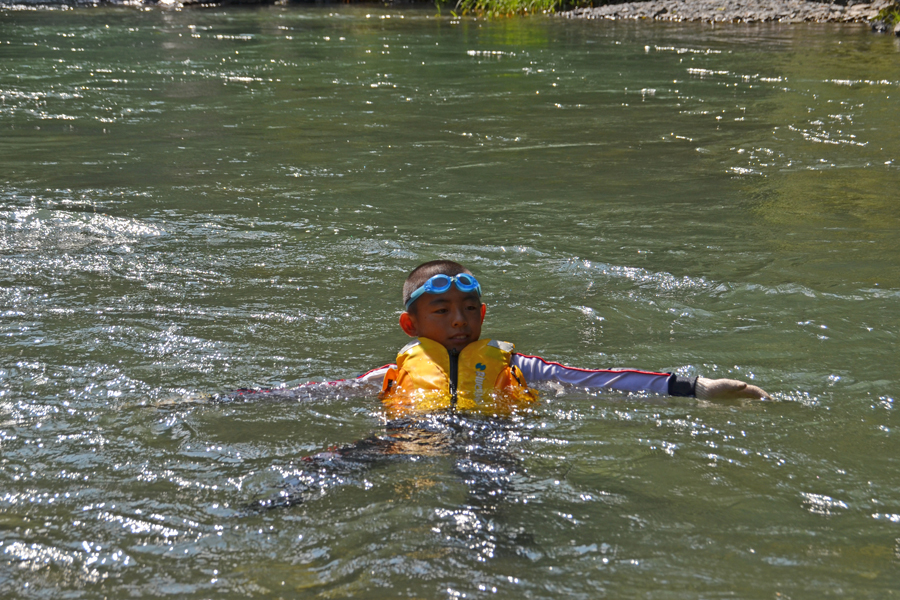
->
[512,354,769,400]
[205,364,394,404]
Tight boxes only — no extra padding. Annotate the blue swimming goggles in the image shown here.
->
[405,273,482,310]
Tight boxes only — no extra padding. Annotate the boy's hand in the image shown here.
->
[695,377,770,401]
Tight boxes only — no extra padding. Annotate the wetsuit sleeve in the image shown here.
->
[212,364,394,402]
[355,365,393,384]
[511,354,697,397]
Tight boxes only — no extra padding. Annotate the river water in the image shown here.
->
[1,6,898,598]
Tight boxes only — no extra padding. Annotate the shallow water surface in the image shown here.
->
[1,7,899,598]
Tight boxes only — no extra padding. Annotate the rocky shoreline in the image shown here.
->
[561,0,898,30]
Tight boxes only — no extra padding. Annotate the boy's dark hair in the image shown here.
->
[403,260,474,311]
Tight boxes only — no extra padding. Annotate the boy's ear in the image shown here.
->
[480,303,486,323]
[399,311,418,337]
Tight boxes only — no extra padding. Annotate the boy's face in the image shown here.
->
[399,287,486,353]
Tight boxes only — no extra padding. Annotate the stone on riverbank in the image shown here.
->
[562,0,896,24]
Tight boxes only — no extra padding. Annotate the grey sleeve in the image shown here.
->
[512,354,696,397]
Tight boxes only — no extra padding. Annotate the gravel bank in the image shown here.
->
[562,0,895,24]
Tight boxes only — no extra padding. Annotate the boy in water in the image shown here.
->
[247,259,767,509]
[365,259,768,416]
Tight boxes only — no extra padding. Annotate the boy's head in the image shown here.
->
[399,260,486,353]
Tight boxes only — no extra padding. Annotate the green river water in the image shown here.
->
[1,6,899,598]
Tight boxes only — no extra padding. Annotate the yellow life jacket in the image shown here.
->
[380,337,537,417]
